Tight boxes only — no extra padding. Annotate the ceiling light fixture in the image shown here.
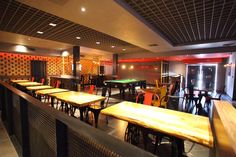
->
[96,41,100,45]
[122,65,126,69]
[15,45,27,52]
[62,51,69,57]
[76,36,81,39]
[111,45,115,48]
[49,23,57,27]
[122,48,126,51]
[81,7,86,12]
[37,31,43,34]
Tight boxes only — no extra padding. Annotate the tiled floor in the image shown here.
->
[0,120,18,157]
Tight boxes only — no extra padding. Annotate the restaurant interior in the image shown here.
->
[0,0,236,157]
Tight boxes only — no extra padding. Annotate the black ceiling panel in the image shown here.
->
[119,0,236,46]
[0,0,150,53]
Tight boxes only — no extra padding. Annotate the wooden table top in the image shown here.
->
[11,80,30,83]
[49,91,105,107]
[17,82,42,87]
[35,88,69,95]
[213,100,236,154]
[101,101,213,148]
[26,85,53,91]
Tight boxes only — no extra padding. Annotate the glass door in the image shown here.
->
[187,65,200,88]
[186,64,217,90]
[202,65,216,90]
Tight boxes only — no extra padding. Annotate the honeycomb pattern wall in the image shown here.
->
[80,59,99,75]
[0,52,99,79]
[0,52,72,77]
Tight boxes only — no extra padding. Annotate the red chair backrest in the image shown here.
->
[55,80,61,88]
[41,78,45,84]
[143,92,153,106]
[89,85,95,94]
[31,77,35,82]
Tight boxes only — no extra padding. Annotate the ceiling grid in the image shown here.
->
[121,0,236,46]
[0,0,149,53]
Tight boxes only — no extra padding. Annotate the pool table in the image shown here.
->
[104,79,146,97]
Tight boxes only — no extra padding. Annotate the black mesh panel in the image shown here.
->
[67,128,121,157]
[28,104,56,157]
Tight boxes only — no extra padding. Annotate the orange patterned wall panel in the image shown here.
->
[0,52,73,77]
[80,59,99,75]
[0,52,99,78]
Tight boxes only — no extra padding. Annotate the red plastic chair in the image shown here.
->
[143,92,154,106]
[136,92,153,106]
[89,85,95,94]
[31,76,35,82]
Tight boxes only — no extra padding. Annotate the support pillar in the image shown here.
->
[73,46,80,90]
[112,54,118,79]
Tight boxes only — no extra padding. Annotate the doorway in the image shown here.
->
[31,60,47,82]
[186,64,217,90]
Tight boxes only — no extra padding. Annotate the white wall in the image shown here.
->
[104,65,112,75]
[169,61,186,77]
[225,52,236,99]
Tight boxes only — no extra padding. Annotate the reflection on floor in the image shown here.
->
[0,120,18,157]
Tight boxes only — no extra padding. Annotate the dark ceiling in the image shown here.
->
[0,0,150,53]
[119,0,236,46]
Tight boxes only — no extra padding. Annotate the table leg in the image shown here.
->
[79,107,86,121]
[174,137,184,157]
[51,97,54,108]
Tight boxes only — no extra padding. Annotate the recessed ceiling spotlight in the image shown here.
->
[37,31,43,34]
[111,45,115,48]
[28,37,31,40]
[76,36,81,39]
[49,23,57,27]
[122,48,126,51]
[81,7,86,12]
[96,41,100,45]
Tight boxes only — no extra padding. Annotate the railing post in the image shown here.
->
[20,97,30,157]
[0,85,6,121]
[56,119,68,157]
[5,88,13,135]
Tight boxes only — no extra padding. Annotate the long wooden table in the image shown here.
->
[17,82,42,87]
[26,85,53,91]
[11,80,30,83]
[49,91,105,120]
[35,88,69,102]
[35,88,69,95]
[101,101,213,155]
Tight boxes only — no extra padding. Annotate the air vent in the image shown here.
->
[148,44,158,47]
